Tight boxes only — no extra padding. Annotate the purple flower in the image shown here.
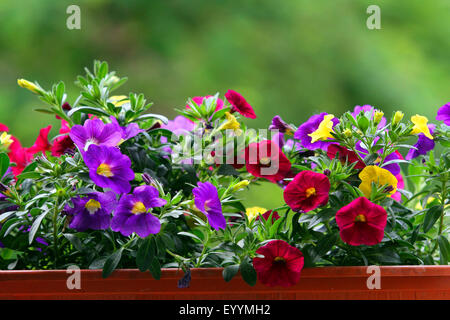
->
[406,124,436,160]
[356,139,400,175]
[192,182,226,230]
[84,145,135,194]
[111,185,167,237]
[351,105,386,128]
[65,191,116,232]
[436,102,450,126]
[269,116,293,133]
[69,118,122,153]
[110,117,144,141]
[294,112,339,150]
[271,132,285,149]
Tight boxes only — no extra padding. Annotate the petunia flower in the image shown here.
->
[245,207,267,222]
[0,123,9,132]
[253,240,304,287]
[111,185,167,237]
[7,137,33,176]
[406,124,435,160]
[69,118,123,153]
[192,182,226,230]
[27,125,52,155]
[436,102,450,126]
[294,113,339,151]
[327,144,365,169]
[65,191,116,232]
[335,197,387,246]
[218,112,242,135]
[257,210,281,223]
[269,115,294,134]
[283,170,330,213]
[51,120,75,157]
[110,117,144,142]
[410,115,433,140]
[225,90,257,119]
[358,165,398,198]
[244,140,292,183]
[83,145,135,194]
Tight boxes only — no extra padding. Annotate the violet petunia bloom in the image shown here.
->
[269,116,294,134]
[351,105,386,128]
[406,124,436,160]
[65,191,117,232]
[192,182,226,230]
[84,145,135,194]
[355,139,400,175]
[110,117,144,141]
[111,185,167,238]
[294,112,339,151]
[69,118,123,153]
[436,102,450,126]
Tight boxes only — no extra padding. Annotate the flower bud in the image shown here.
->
[374,110,384,124]
[323,169,331,176]
[232,180,250,191]
[17,79,42,94]
[393,111,404,125]
[343,128,352,138]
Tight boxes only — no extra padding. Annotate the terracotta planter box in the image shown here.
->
[0,266,449,300]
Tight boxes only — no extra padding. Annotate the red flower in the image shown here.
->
[244,140,291,183]
[335,197,387,246]
[327,144,365,169]
[51,120,75,157]
[283,171,330,212]
[253,240,304,287]
[257,210,280,223]
[0,123,9,132]
[28,125,52,154]
[225,90,257,119]
[8,138,33,177]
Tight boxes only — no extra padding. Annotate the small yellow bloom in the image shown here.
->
[109,95,130,107]
[393,111,404,124]
[374,110,384,124]
[343,128,352,138]
[0,132,13,149]
[232,180,250,192]
[218,112,242,135]
[308,114,335,143]
[245,206,267,222]
[359,165,398,198]
[411,115,433,140]
[17,79,41,94]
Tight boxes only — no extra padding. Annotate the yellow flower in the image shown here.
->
[411,115,433,140]
[374,110,384,124]
[343,128,352,138]
[109,95,130,107]
[17,79,41,94]
[232,180,250,191]
[245,206,267,221]
[358,165,398,198]
[218,112,242,135]
[393,111,404,124]
[308,114,335,143]
[0,132,13,149]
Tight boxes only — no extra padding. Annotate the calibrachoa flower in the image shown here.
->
[244,140,292,183]
[391,172,405,202]
[406,124,435,160]
[294,113,339,150]
[84,145,135,194]
[245,206,267,221]
[269,115,294,134]
[258,210,280,223]
[111,185,167,237]
[27,125,52,155]
[327,144,365,169]
[225,90,257,119]
[65,191,116,232]
[283,170,330,212]
[192,182,226,230]
[253,240,304,287]
[110,117,144,142]
[218,112,242,135]
[69,118,123,153]
[51,120,75,157]
[335,197,387,246]
[358,165,398,198]
[0,123,9,132]
[436,102,450,126]
[411,115,433,140]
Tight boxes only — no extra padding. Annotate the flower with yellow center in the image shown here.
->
[109,95,130,107]
[358,165,398,198]
[131,201,147,215]
[374,110,384,124]
[308,114,336,143]
[17,79,41,94]
[96,163,114,177]
[354,214,367,223]
[218,112,242,135]
[232,180,250,192]
[305,187,316,198]
[0,132,13,149]
[393,111,404,124]
[245,206,267,222]
[410,115,433,140]
[85,199,102,215]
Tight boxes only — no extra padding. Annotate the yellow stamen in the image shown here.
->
[274,256,286,263]
[305,187,316,198]
[131,201,147,215]
[97,163,114,178]
[354,214,367,223]
[85,199,101,214]
[259,157,271,166]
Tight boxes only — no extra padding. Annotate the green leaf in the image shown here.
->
[28,209,48,245]
[0,153,10,178]
[178,232,202,242]
[0,248,23,260]
[102,248,124,278]
[422,205,442,233]
[63,233,83,251]
[68,106,110,117]
[240,258,257,286]
[134,113,169,124]
[438,235,450,265]
[223,264,240,282]
[217,164,240,177]
[148,257,161,280]
[136,237,156,272]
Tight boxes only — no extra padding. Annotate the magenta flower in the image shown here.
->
[65,191,116,232]
[436,102,450,126]
[294,112,339,150]
[192,182,226,230]
[406,124,436,160]
[84,145,135,194]
[225,90,257,119]
[110,117,144,141]
[111,185,167,237]
[186,96,224,112]
[69,118,122,153]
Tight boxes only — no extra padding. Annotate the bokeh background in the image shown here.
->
[0,0,449,209]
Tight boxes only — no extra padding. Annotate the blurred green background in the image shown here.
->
[0,0,449,209]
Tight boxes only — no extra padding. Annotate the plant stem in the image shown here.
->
[52,201,59,269]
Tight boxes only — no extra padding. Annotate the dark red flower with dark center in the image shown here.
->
[225,90,257,119]
[256,210,280,223]
[28,125,52,154]
[335,197,387,246]
[253,240,304,287]
[52,120,75,157]
[283,170,330,212]
[327,144,365,169]
[244,140,291,183]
